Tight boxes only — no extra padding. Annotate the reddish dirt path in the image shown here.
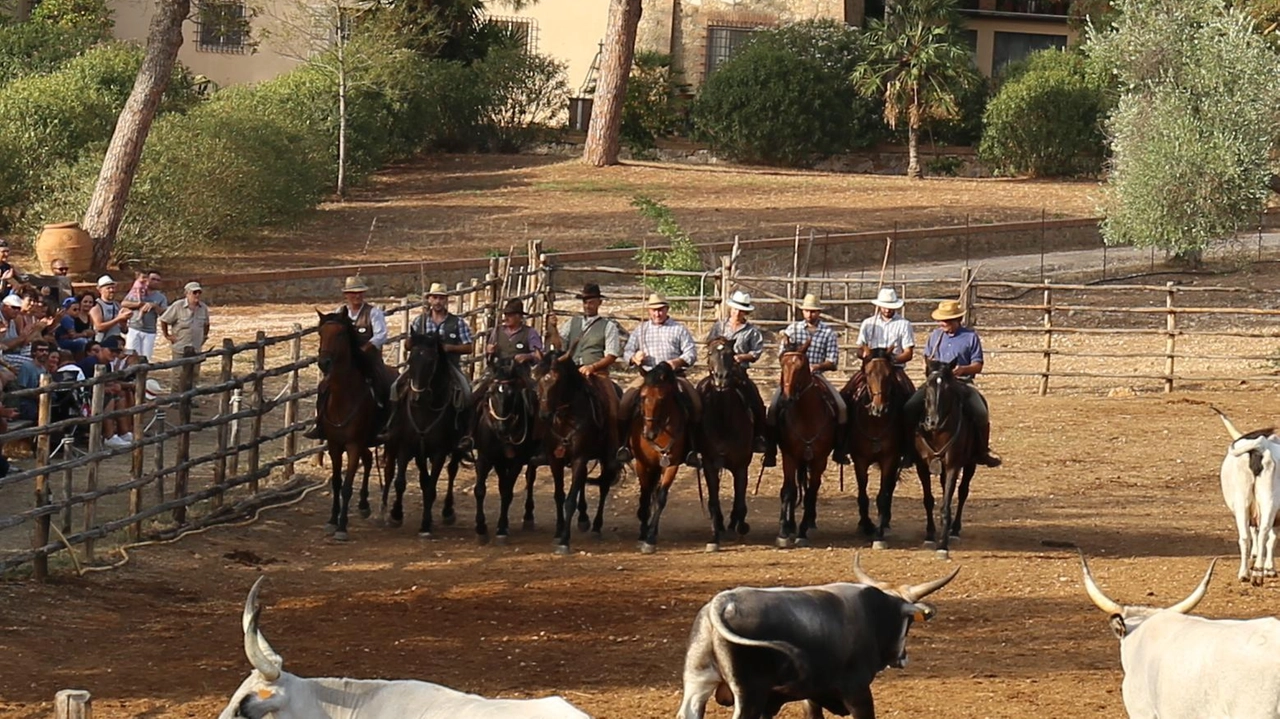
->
[2,388,1276,718]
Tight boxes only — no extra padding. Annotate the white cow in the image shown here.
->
[219,578,592,719]
[1215,407,1280,585]
[1082,554,1280,719]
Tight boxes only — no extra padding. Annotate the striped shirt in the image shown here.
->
[706,320,765,367]
[624,318,697,369]
[779,320,839,370]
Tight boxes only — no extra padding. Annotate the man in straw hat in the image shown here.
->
[304,276,393,441]
[849,286,917,399]
[705,289,768,453]
[617,292,702,467]
[766,293,849,466]
[904,299,1001,467]
[554,282,624,470]
[402,281,474,421]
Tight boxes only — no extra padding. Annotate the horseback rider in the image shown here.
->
[704,289,768,454]
[617,293,702,467]
[851,287,917,397]
[903,299,1001,468]
[557,282,623,471]
[765,293,849,466]
[466,298,543,446]
[304,276,391,442]
[398,282,474,435]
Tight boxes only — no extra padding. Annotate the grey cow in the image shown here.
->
[676,553,959,719]
[1082,554,1280,719]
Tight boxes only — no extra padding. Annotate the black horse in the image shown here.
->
[696,336,756,551]
[472,356,540,545]
[914,359,980,558]
[383,330,465,537]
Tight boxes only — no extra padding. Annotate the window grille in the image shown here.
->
[705,25,759,77]
[196,1,249,54]
[487,16,538,54]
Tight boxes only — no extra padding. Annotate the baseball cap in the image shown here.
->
[100,336,122,351]
[184,281,203,293]
[61,297,76,309]
[1,294,22,308]
[96,275,115,288]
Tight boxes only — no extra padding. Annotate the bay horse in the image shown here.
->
[697,336,755,551]
[472,356,540,545]
[775,339,836,548]
[629,361,690,554]
[383,329,464,538]
[915,358,979,558]
[534,348,619,555]
[841,348,936,549]
[315,311,382,541]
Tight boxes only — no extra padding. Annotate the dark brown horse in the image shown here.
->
[315,311,385,541]
[383,329,465,538]
[775,339,836,548]
[697,336,755,551]
[628,361,689,554]
[472,356,540,545]
[841,348,936,549]
[534,348,619,555]
[915,358,978,558]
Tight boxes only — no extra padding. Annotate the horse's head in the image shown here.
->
[861,347,896,417]
[922,358,960,432]
[706,335,737,389]
[535,347,579,422]
[484,356,525,438]
[407,329,445,391]
[316,310,357,375]
[779,338,813,402]
[638,361,679,441]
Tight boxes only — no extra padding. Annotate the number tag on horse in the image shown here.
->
[660,454,671,468]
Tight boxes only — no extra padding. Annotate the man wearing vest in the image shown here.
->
[89,275,133,344]
[765,293,849,467]
[616,293,702,467]
[558,283,623,471]
[463,298,543,450]
[304,276,392,441]
[402,282,474,429]
[705,289,768,453]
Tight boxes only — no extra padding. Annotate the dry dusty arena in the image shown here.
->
[2,380,1279,718]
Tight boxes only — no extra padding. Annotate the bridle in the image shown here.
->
[317,317,375,430]
[917,373,965,460]
[403,339,451,437]
[486,378,530,446]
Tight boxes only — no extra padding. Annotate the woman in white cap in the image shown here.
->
[89,275,133,344]
[705,289,768,453]
[766,293,848,466]
[850,286,916,398]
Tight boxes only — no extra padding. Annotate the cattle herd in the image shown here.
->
[211,407,1280,719]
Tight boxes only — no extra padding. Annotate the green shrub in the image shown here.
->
[692,20,880,167]
[632,196,708,301]
[978,49,1107,177]
[471,47,568,152]
[621,51,687,154]
[0,17,109,86]
[30,0,111,30]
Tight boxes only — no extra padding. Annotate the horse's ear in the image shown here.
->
[316,309,325,321]
[947,358,959,371]
[799,338,812,355]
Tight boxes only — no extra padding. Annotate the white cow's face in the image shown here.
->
[218,670,322,719]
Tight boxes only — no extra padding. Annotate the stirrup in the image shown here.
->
[751,436,768,453]
[980,451,1002,468]
[616,446,632,463]
[685,451,702,468]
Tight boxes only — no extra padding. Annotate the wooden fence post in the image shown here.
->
[960,266,976,326]
[540,254,554,333]
[55,689,91,719]
[83,365,107,560]
[172,347,195,524]
[1164,282,1177,393]
[212,338,234,507]
[719,255,732,323]
[249,331,266,493]
[397,297,410,368]
[283,323,301,479]
[1039,283,1053,397]
[32,374,51,582]
[129,366,147,540]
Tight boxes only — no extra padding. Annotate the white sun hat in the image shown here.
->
[872,287,904,310]
[726,290,755,313]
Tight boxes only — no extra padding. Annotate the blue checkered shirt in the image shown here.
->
[411,313,473,344]
[780,320,839,370]
[624,318,697,368]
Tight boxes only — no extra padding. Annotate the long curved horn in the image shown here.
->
[1213,406,1244,442]
[1079,553,1124,616]
[852,551,890,590]
[1165,558,1216,615]
[242,577,281,681]
[900,566,962,602]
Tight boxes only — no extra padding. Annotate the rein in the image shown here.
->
[917,388,965,461]
[402,352,451,438]
[485,380,530,446]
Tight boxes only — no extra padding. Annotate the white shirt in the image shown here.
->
[856,312,915,363]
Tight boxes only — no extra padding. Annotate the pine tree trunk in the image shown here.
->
[81,0,190,271]
[582,0,642,167]
[1269,173,1280,194]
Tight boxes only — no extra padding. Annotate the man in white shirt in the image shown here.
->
[852,287,917,398]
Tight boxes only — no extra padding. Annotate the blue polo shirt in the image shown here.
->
[925,326,984,367]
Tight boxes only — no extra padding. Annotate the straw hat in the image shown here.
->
[96,275,115,288]
[931,299,965,321]
[871,287,904,310]
[799,293,824,312]
[502,298,526,316]
[726,290,755,313]
[644,293,669,309]
[342,276,369,293]
[426,282,448,297]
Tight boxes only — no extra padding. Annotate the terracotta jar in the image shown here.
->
[35,222,93,275]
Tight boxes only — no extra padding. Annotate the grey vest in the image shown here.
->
[95,299,121,342]
[566,315,609,367]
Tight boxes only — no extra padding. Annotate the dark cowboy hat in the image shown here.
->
[575,283,604,300]
[502,298,526,316]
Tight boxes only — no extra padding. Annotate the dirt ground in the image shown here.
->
[1,384,1277,718]
[165,155,1102,272]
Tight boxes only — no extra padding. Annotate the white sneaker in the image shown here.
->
[104,435,130,448]
[119,432,134,443]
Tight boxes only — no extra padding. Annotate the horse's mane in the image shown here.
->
[408,329,449,380]
[320,311,375,378]
[644,362,676,387]
[865,347,894,362]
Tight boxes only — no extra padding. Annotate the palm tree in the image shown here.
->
[852,0,977,179]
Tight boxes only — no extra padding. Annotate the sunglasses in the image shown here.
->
[52,267,69,273]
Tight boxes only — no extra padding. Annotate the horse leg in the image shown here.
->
[637,467,655,545]
[388,451,409,529]
[442,454,461,525]
[334,446,358,541]
[953,462,976,538]
[641,466,679,554]
[325,446,342,534]
[551,461,567,546]
[854,459,876,537]
[379,445,393,521]
[936,462,960,558]
[418,454,442,538]
[776,459,795,549]
[796,462,821,548]
[473,457,492,544]
[730,462,751,538]
[873,455,899,549]
[706,461,724,552]
[576,487,591,534]
[495,462,518,544]
[522,463,537,531]
[358,448,373,519]
[557,460,588,556]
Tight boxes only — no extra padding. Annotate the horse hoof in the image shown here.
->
[359,507,371,520]
[872,540,889,550]
[775,537,791,549]
[1268,569,1278,578]
[442,512,456,526]
[553,545,571,556]
[705,543,720,553]
[794,537,810,549]
[418,531,433,539]
[522,520,537,532]
[1240,575,1251,584]
[936,549,950,560]
[477,534,490,546]
[333,531,350,542]
[949,533,961,541]
[922,541,937,551]
[495,534,509,546]
[737,522,750,536]
[639,542,657,555]
[323,523,338,535]
[578,519,591,533]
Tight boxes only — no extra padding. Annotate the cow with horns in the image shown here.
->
[1081,554,1280,719]
[676,553,959,719]
[219,578,591,719]
[1214,406,1280,585]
